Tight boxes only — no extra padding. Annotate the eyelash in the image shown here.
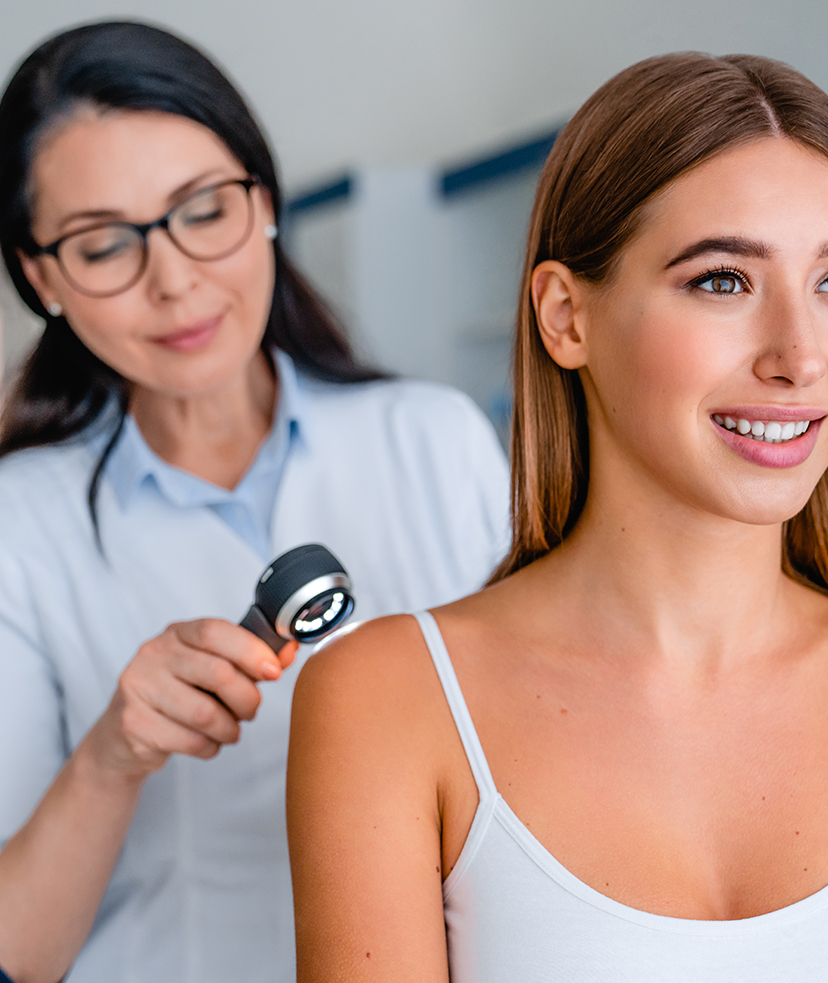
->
[687,264,751,293]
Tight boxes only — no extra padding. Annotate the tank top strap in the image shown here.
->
[414,610,498,799]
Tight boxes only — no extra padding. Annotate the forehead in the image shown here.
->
[633,138,828,258]
[29,108,240,225]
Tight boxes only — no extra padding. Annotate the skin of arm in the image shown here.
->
[287,616,457,983]
[0,619,296,983]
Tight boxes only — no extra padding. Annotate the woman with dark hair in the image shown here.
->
[289,52,828,981]
[0,21,508,983]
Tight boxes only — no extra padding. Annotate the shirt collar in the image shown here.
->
[105,348,306,511]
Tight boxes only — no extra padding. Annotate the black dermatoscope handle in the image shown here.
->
[239,544,355,653]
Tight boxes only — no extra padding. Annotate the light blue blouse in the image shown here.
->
[0,353,510,983]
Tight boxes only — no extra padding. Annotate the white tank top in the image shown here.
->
[415,611,828,982]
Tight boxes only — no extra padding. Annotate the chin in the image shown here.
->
[712,483,820,528]
[138,341,260,397]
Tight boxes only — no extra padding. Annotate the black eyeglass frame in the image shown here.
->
[31,176,260,299]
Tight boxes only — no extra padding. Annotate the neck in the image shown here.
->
[542,463,803,673]
[129,350,277,489]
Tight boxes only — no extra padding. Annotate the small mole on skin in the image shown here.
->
[537,694,541,699]
[762,797,766,801]
[366,952,371,959]
[561,708,568,715]
[436,866,440,873]
[796,831,800,835]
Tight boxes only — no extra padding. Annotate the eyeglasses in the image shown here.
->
[32,177,261,298]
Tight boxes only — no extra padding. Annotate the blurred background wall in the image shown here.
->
[1,0,824,440]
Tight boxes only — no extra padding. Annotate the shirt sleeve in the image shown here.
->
[0,547,67,847]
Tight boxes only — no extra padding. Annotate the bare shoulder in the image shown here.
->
[289,613,458,786]
[293,613,437,717]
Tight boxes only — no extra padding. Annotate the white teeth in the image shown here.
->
[715,415,814,442]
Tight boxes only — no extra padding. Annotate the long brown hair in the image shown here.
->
[493,52,828,589]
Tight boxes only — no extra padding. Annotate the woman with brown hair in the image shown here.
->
[287,52,828,980]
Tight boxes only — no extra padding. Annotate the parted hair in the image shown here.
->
[492,52,828,591]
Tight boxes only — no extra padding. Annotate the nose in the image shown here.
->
[752,287,828,390]
[142,226,200,300]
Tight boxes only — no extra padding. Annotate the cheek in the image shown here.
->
[582,306,758,479]
[590,301,747,426]
[218,240,275,324]
[65,299,145,369]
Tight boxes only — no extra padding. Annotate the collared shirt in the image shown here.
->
[0,353,510,983]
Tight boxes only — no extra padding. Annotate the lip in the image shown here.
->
[711,411,824,468]
[153,315,223,353]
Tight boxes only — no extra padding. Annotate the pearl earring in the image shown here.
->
[47,302,63,317]
[264,224,278,240]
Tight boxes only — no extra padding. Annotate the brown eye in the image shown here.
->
[696,272,745,294]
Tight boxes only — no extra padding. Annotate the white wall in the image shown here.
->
[288,166,538,441]
[0,0,824,192]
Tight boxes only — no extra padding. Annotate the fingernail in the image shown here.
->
[261,662,281,680]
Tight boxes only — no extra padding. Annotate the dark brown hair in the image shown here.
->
[494,52,828,590]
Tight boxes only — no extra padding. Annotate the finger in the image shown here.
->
[119,698,223,762]
[147,674,243,745]
[171,648,263,721]
[173,618,284,681]
[277,640,299,671]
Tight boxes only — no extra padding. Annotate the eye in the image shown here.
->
[817,277,828,293]
[691,270,748,295]
[180,203,225,227]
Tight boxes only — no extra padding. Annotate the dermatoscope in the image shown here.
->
[239,543,355,653]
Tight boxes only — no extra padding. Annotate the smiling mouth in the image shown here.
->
[713,414,813,443]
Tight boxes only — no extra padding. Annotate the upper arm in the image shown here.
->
[287,616,451,983]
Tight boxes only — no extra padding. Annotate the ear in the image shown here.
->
[531,260,588,370]
[17,250,60,312]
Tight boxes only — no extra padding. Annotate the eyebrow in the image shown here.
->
[664,236,773,268]
[55,169,231,233]
[665,235,828,269]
